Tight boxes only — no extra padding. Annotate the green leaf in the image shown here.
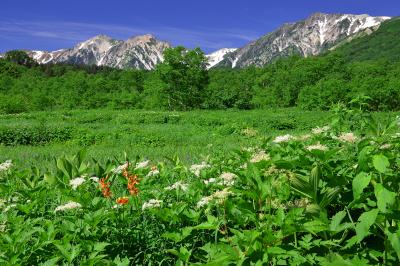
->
[372,154,389,173]
[330,210,346,232]
[374,184,396,213]
[387,228,400,261]
[303,220,327,235]
[194,215,220,230]
[40,257,60,266]
[310,165,321,202]
[358,146,373,171]
[352,172,371,200]
[355,208,379,242]
[44,173,57,186]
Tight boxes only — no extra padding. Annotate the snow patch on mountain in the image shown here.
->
[206,48,237,69]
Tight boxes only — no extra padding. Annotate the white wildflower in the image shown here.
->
[11,196,19,202]
[380,144,392,150]
[190,162,210,177]
[165,181,188,192]
[197,196,212,208]
[219,172,237,186]
[273,134,294,143]
[112,162,129,174]
[196,188,232,208]
[296,134,312,141]
[90,176,99,182]
[312,126,330,134]
[142,199,162,210]
[135,160,150,169]
[0,222,6,232]
[0,160,13,172]
[203,178,217,185]
[337,132,358,143]
[305,142,328,151]
[54,201,82,212]
[250,150,270,163]
[69,177,86,190]
[3,204,17,213]
[146,168,160,177]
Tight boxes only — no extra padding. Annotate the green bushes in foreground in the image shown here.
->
[0,110,399,264]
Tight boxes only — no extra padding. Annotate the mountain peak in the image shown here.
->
[126,34,156,43]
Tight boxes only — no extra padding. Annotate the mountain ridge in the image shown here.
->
[215,13,391,68]
[3,12,392,70]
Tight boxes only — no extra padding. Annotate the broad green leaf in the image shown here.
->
[303,220,327,235]
[194,215,220,230]
[372,154,389,173]
[387,228,400,261]
[374,184,396,213]
[330,210,346,232]
[358,146,373,171]
[44,173,57,186]
[352,172,371,200]
[355,208,379,242]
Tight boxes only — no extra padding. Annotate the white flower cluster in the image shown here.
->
[142,199,162,210]
[336,132,358,143]
[203,172,237,187]
[147,168,159,177]
[219,172,237,186]
[0,160,13,172]
[0,196,20,213]
[305,142,328,151]
[273,134,294,143]
[164,181,189,192]
[190,162,210,177]
[112,162,129,174]
[312,126,330,134]
[250,150,270,163]
[69,177,86,190]
[90,176,99,182]
[296,134,312,141]
[54,201,82,212]
[0,221,6,232]
[196,188,232,208]
[379,144,392,150]
[136,160,150,169]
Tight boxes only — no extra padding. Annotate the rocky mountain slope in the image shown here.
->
[215,13,391,68]
[205,48,237,69]
[28,34,170,70]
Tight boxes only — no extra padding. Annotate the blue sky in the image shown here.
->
[0,0,399,53]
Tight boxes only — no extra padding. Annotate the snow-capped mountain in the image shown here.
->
[206,48,237,69]
[216,13,391,68]
[28,34,170,70]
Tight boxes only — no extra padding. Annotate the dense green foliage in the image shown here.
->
[1,51,400,114]
[154,46,209,110]
[0,108,334,170]
[1,108,399,264]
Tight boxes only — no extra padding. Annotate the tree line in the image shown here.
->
[0,47,399,114]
